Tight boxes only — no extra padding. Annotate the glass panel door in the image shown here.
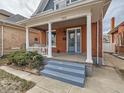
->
[68,30,75,53]
[67,28,81,54]
[76,29,81,53]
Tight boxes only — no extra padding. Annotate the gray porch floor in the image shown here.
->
[51,53,86,63]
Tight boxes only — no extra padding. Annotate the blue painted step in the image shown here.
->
[48,60,85,70]
[41,60,86,87]
[45,64,85,78]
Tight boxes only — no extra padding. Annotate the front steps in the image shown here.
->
[40,60,86,87]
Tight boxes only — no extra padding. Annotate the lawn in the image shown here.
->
[0,69,35,93]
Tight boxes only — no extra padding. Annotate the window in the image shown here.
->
[66,0,70,4]
[71,0,79,3]
[46,31,56,47]
[54,0,81,10]
[54,0,66,10]
[67,0,81,5]
[56,4,59,10]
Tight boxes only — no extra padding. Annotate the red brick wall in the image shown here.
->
[81,23,97,57]
[118,26,124,33]
[55,28,66,52]
[116,46,124,55]
[41,23,101,57]
[98,19,103,57]
[41,31,46,46]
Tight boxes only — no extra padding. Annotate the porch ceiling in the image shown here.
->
[32,17,86,31]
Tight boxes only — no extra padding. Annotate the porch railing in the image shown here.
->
[28,47,48,56]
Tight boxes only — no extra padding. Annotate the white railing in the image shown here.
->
[28,47,48,56]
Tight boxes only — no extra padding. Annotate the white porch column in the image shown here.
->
[48,22,52,58]
[26,27,29,51]
[86,13,93,64]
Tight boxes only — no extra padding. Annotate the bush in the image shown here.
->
[7,51,44,69]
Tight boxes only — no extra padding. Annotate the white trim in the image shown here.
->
[26,27,29,50]
[54,0,66,10]
[19,0,103,26]
[66,27,81,31]
[66,27,81,53]
[67,0,82,5]
[1,26,4,56]
[25,12,88,28]
[33,0,101,19]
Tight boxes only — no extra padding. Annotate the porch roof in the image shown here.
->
[32,17,86,31]
[18,0,111,27]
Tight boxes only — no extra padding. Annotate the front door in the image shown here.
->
[67,27,81,54]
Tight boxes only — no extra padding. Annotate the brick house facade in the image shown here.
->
[19,0,111,65]
[0,10,41,56]
[109,17,124,56]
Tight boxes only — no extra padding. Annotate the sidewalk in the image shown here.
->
[104,53,124,70]
[0,65,124,93]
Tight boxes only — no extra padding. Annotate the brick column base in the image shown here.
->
[85,63,93,77]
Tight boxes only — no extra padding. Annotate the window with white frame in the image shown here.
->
[66,0,81,5]
[54,0,66,10]
[46,31,56,47]
[54,0,81,10]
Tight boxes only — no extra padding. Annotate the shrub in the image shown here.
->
[7,51,44,69]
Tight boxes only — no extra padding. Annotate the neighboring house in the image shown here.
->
[19,0,111,65]
[0,9,14,20]
[109,17,124,56]
[0,9,41,56]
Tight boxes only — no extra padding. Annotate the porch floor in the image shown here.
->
[51,53,86,63]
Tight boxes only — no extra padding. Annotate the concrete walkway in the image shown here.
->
[0,65,124,93]
[104,53,124,70]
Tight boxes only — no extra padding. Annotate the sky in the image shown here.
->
[0,0,124,33]
[104,0,124,34]
[0,0,41,17]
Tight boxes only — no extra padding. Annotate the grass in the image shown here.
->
[0,69,35,93]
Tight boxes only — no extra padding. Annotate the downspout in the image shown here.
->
[1,25,4,56]
[102,8,104,65]
[97,20,99,65]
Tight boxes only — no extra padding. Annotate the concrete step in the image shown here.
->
[45,64,85,78]
[41,69,85,87]
[41,60,86,87]
[47,60,85,70]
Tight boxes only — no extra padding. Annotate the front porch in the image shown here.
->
[26,15,95,63]
[52,53,86,63]
[23,2,103,64]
